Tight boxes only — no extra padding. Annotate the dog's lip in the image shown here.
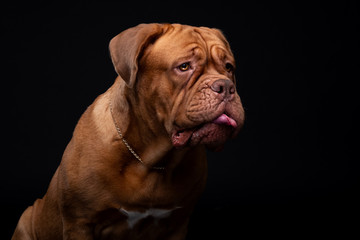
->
[171,128,195,148]
[171,113,237,148]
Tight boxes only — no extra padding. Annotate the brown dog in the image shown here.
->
[12,23,244,240]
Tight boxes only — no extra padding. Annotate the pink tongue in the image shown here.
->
[213,114,237,128]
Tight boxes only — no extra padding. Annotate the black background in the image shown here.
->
[2,1,359,239]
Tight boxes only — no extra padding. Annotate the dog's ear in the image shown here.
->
[109,24,164,88]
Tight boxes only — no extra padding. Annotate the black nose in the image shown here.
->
[210,79,235,98]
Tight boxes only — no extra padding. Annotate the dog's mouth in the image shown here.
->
[171,113,238,151]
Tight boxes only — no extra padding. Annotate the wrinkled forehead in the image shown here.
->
[149,25,234,63]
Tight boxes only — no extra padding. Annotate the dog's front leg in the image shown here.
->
[63,220,94,240]
[167,218,191,240]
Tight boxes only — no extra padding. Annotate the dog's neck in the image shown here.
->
[107,77,190,171]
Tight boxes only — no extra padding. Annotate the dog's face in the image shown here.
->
[110,24,244,151]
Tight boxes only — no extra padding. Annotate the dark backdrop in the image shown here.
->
[2,1,359,239]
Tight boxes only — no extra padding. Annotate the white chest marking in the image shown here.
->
[119,207,180,228]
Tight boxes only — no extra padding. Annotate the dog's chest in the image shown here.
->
[96,207,181,239]
[119,207,180,228]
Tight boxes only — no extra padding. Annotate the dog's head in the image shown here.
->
[109,23,244,151]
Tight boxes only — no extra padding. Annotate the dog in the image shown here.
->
[12,23,244,240]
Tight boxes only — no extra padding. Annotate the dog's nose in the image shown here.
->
[210,79,235,99]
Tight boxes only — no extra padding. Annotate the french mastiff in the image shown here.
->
[12,23,244,239]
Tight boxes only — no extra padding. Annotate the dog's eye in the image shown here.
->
[225,63,234,72]
[178,62,190,71]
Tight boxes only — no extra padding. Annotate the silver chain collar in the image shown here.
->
[109,102,165,170]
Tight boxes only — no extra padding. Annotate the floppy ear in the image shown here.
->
[109,23,164,88]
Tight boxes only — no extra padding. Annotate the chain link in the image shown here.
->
[109,102,165,170]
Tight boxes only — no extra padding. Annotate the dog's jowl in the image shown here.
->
[12,23,244,240]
